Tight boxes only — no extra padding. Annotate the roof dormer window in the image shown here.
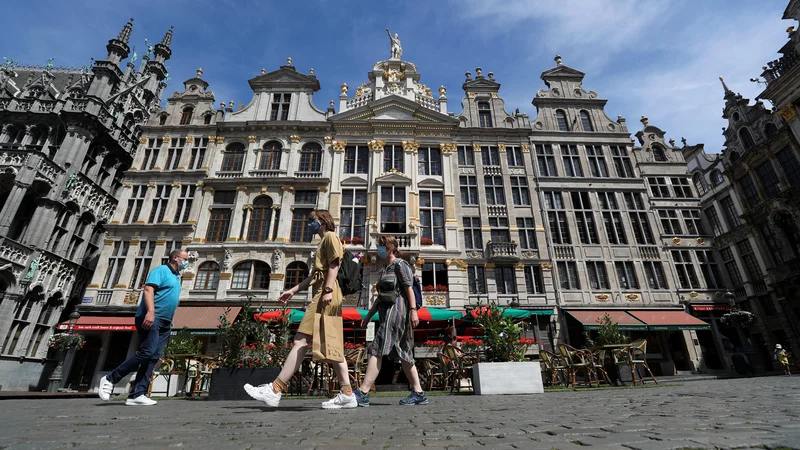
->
[555,109,569,131]
[478,101,492,128]
[180,106,194,125]
[270,93,292,121]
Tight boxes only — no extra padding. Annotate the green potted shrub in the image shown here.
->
[588,314,629,385]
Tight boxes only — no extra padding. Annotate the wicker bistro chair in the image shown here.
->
[628,339,658,385]
[539,350,568,387]
[557,344,598,387]
[416,358,447,391]
[147,357,175,397]
[346,347,367,390]
[441,345,476,392]
[591,350,612,385]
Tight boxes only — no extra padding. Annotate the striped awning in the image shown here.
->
[172,306,241,334]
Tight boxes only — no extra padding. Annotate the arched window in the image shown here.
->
[692,172,706,195]
[652,145,667,162]
[26,87,43,99]
[580,110,594,131]
[221,143,246,172]
[180,106,194,125]
[284,261,309,290]
[555,110,569,131]
[259,141,282,170]
[194,262,220,290]
[710,169,724,186]
[765,123,778,137]
[298,142,322,172]
[159,115,167,126]
[231,261,271,290]
[247,197,273,241]
[739,127,755,149]
[203,113,212,125]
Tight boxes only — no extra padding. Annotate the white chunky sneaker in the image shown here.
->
[98,375,113,401]
[244,382,281,407]
[125,395,157,406]
[321,392,357,409]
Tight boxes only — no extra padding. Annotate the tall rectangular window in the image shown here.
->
[648,177,671,198]
[761,224,784,266]
[457,145,475,166]
[586,261,610,290]
[161,240,181,265]
[557,261,580,290]
[140,139,160,170]
[259,142,282,171]
[736,239,761,282]
[738,174,761,208]
[628,208,654,245]
[206,209,231,242]
[129,241,155,289]
[705,206,724,236]
[720,247,744,287]
[610,145,634,178]
[460,175,478,205]
[544,191,571,244]
[270,93,292,121]
[524,265,544,294]
[586,145,609,177]
[494,266,516,294]
[467,265,487,294]
[478,101,493,128]
[484,176,506,205]
[344,145,369,174]
[290,208,314,243]
[671,177,693,198]
[165,138,185,170]
[188,138,208,170]
[421,262,449,290]
[420,190,445,245]
[535,144,557,177]
[174,185,194,224]
[380,185,406,233]
[506,146,524,167]
[123,185,147,223]
[102,241,129,289]
[516,217,536,250]
[615,261,639,289]
[681,210,705,235]
[756,162,781,196]
[510,176,530,206]
[489,217,510,243]
[672,250,700,289]
[27,302,57,357]
[561,144,583,177]
[294,190,318,207]
[658,210,682,235]
[481,146,501,166]
[696,250,724,289]
[383,144,404,173]
[776,147,800,186]
[571,191,598,244]
[643,261,668,290]
[339,189,367,243]
[599,191,627,245]
[720,196,740,227]
[418,147,442,176]
[148,185,172,224]
[463,217,483,250]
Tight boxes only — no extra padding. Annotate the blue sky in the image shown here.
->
[1,0,790,152]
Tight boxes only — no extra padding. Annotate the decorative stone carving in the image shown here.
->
[401,140,419,153]
[498,143,507,153]
[540,263,553,270]
[467,251,483,259]
[332,140,347,152]
[324,136,333,144]
[368,139,385,151]
[472,141,481,151]
[595,294,610,302]
[215,136,224,144]
[672,237,683,245]
[222,249,233,271]
[247,135,257,143]
[696,237,706,244]
[514,262,525,270]
[139,136,148,143]
[186,251,198,273]
[290,135,301,143]
[625,293,641,302]
[415,257,425,267]
[272,249,283,273]
[689,291,700,299]
[521,144,530,153]
[439,142,457,153]
[425,294,447,306]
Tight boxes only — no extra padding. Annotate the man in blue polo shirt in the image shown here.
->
[98,249,189,406]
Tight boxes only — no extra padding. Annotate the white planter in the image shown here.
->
[150,374,186,397]
[472,362,544,395]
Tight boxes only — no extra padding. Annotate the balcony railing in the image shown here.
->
[752,280,767,294]
[487,204,508,216]
[487,241,519,260]
[250,169,283,178]
[379,233,415,248]
[763,50,800,85]
[296,171,322,178]
[95,290,113,306]
[639,246,661,260]
[216,171,243,178]
[553,245,575,259]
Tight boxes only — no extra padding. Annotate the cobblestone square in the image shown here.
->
[1,378,799,449]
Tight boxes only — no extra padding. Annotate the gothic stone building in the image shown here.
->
[0,20,172,391]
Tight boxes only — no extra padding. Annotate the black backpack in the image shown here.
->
[337,249,363,296]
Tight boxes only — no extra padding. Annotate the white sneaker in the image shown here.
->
[321,392,357,409]
[98,375,113,401]
[243,383,281,407]
[125,395,157,406]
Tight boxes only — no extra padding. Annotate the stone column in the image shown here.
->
[162,183,182,225]
[267,205,280,241]
[240,205,253,242]
[208,136,224,177]
[177,136,193,170]
[274,187,294,242]
[116,239,141,290]
[440,142,458,250]
[227,187,248,241]
[136,184,157,224]
[0,182,29,235]
[329,137,345,222]
[514,262,527,302]
[286,134,301,177]
[87,239,116,288]
[246,135,259,175]
[54,126,94,167]
[111,184,133,224]
[153,136,171,171]
[193,186,215,242]
[186,184,204,225]
[21,199,58,249]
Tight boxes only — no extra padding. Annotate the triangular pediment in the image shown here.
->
[340,176,369,187]
[462,78,501,91]
[248,66,320,91]
[375,170,412,184]
[418,178,444,188]
[541,64,586,80]
[329,95,458,124]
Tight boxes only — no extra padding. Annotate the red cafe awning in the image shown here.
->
[566,310,648,330]
[626,310,711,331]
[692,305,733,312]
[58,316,136,331]
[173,306,241,330]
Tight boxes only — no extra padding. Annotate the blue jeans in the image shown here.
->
[107,315,172,398]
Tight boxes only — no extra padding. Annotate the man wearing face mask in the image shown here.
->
[98,249,190,406]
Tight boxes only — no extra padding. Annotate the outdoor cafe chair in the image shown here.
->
[147,357,175,397]
[417,358,446,391]
[191,358,216,396]
[629,339,658,385]
[557,344,598,387]
[442,345,473,392]
[539,350,565,387]
[591,350,612,385]
[346,347,367,390]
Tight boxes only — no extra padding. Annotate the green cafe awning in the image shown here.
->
[469,306,539,320]
[626,310,711,331]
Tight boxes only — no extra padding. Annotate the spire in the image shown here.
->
[161,26,174,46]
[719,76,735,97]
[118,18,134,44]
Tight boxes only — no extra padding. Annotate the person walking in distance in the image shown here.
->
[354,235,427,406]
[244,210,356,409]
[97,249,190,406]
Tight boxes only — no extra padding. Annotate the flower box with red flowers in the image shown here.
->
[420,238,434,246]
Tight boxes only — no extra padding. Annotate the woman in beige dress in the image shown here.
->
[244,210,356,409]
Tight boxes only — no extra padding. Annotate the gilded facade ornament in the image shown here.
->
[215,136,224,144]
[247,135,257,143]
[324,136,333,144]
[625,293,641,301]
[415,257,425,267]
[185,135,194,143]
[341,83,348,94]
[498,143,507,153]
[696,237,706,244]
[514,262,524,270]
[281,186,294,191]
[778,104,797,122]
[208,136,217,141]
[318,185,329,192]
[161,136,170,144]
[540,262,553,270]
[521,144,530,153]
[401,140,419,153]
[439,142,457,153]
[438,85,446,97]
[472,141,481,152]
[672,237,683,245]
[491,92,499,99]
[595,294,610,302]
[484,262,496,270]
[425,295,447,306]
[332,140,347,152]
[235,186,248,191]
[689,291,700,299]
[367,139,386,151]
[139,136,148,144]
[289,135,301,143]
[467,92,476,99]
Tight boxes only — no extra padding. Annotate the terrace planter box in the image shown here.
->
[472,361,544,395]
[208,367,281,401]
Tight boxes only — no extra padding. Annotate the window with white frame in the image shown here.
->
[524,265,544,294]
[494,266,516,294]
[586,145,609,177]
[418,147,442,176]
[380,185,406,233]
[571,191,598,245]
[610,145,634,178]
[672,250,700,289]
[259,141,282,171]
[457,145,475,166]
[692,173,706,196]
[344,144,369,174]
[776,147,800,186]
[123,185,147,223]
[643,261,668,290]
[586,261,610,290]
[129,241,155,289]
[165,138,184,170]
[720,196,740,227]
[696,250,724,289]
[284,262,309,290]
[580,110,594,132]
[561,145,583,177]
[231,261,271,290]
[460,175,478,205]
[506,146,524,167]
[340,189,367,244]
[555,109,569,131]
[484,175,505,205]
[207,191,234,243]
[298,143,322,173]
[194,262,219,290]
[270,93,292,121]
[557,261,580,290]
[756,161,781,197]
[600,192,627,245]
[535,144,557,177]
[291,208,314,243]
[705,206,724,236]
[467,265,487,294]
[489,216,510,243]
[174,185,194,224]
[148,185,172,224]
[761,223,784,266]
[188,138,208,170]
[481,145,501,166]
[658,210,682,235]
[421,262,449,291]
[247,197,274,242]
[221,143,245,172]
[510,176,530,206]
[463,217,483,250]
[516,217,536,250]
[544,191,571,244]
[736,239,761,282]
[615,261,639,289]
[383,144,404,173]
[420,190,445,245]
[102,241,129,289]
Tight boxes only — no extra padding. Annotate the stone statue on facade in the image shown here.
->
[64,172,77,191]
[272,249,283,273]
[386,28,402,60]
[23,256,39,282]
[223,248,233,271]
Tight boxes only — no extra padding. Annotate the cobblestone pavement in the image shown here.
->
[1,377,799,449]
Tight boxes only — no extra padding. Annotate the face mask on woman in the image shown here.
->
[377,246,389,259]
[307,219,321,234]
